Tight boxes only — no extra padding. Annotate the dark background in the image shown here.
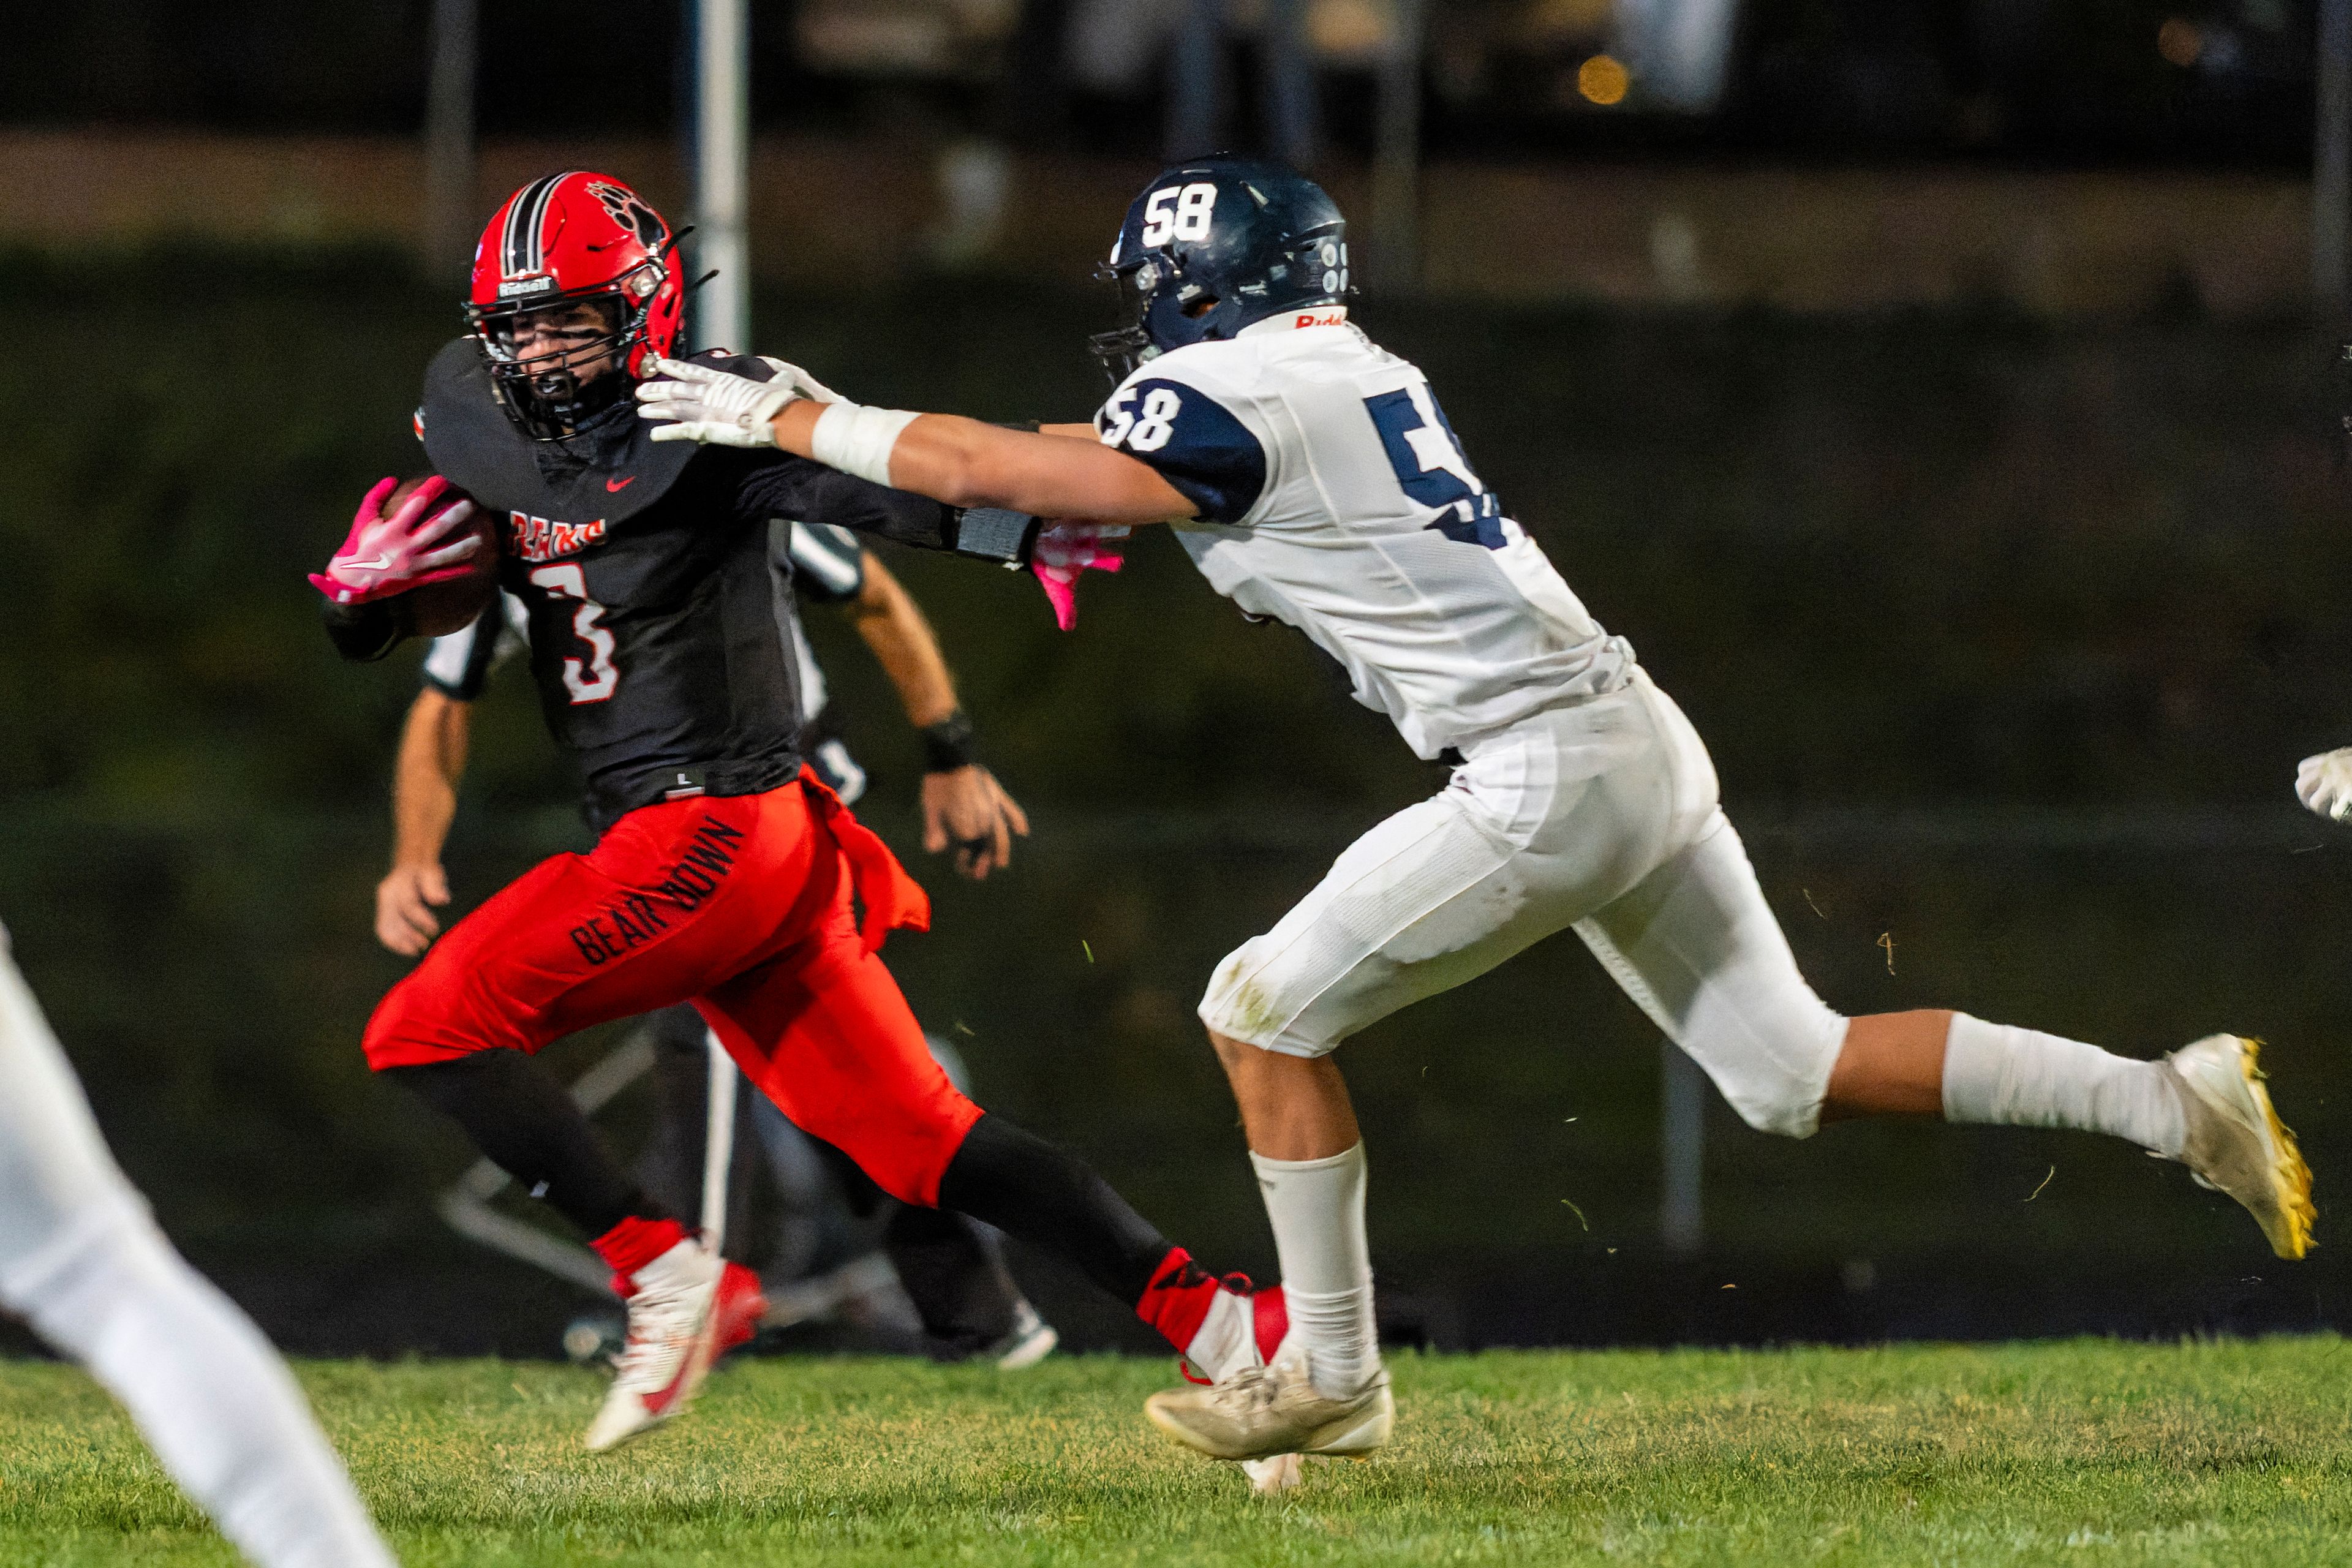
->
[4,0,2351,1357]
[0,0,2332,164]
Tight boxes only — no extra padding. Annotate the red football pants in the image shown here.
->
[362,775,982,1205]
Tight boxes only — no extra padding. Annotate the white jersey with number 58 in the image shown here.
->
[1093,312,1632,760]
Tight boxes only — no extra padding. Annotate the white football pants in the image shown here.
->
[1200,668,1847,1137]
[0,925,397,1568]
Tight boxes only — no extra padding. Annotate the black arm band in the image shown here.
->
[949,507,1041,568]
[919,709,981,773]
[321,598,406,663]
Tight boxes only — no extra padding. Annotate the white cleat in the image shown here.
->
[2165,1035,2315,1261]
[584,1238,760,1453]
[1145,1354,1393,1463]
[989,1302,1059,1371]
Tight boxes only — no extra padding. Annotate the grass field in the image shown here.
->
[1,1339,2348,1566]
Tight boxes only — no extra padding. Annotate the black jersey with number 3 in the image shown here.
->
[408,339,949,831]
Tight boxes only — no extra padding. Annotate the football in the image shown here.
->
[386,477,499,638]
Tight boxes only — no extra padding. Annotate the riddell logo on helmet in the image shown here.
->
[508,511,608,562]
[497,276,558,299]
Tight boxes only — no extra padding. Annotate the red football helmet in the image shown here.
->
[464,172,686,440]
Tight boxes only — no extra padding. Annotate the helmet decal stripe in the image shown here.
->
[503,173,565,277]
[529,172,586,271]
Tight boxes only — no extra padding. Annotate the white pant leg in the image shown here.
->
[1574,816,1847,1138]
[0,932,397,1568]
[1200,671,1719,1056]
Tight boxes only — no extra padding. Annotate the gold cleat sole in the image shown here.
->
[2168,1035,2315,1261]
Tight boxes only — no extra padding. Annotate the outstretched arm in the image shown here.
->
[379,688,470,956]
[641,359,1184,625]
[633,358,1196,524]
[837,551,1030,879]
[774,404,1198,525]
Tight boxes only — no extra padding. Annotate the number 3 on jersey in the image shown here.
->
[527,564,619,704]
[1363,383,1506,549]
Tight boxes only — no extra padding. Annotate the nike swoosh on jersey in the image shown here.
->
[606,477,636,492]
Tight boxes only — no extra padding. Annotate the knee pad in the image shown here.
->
[1679,988,1847,1140]
[1197,949,1336,1058]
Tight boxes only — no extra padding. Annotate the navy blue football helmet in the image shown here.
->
[1090,156,1352,379]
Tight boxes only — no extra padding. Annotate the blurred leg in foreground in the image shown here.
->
[0,923,396,1568]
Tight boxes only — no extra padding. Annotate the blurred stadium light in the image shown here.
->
[794,0,1023,77]
[1615,0,1740,113]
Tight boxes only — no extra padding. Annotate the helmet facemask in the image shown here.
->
[1088,257,1167,383]
[469,265,663,442]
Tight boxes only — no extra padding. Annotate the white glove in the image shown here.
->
[758,357,845,405]
[634,356,800,447]
[2296,748,2352,821]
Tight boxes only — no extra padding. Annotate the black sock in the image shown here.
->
[383,1051,667,1239]
[934,1113,1172,1305]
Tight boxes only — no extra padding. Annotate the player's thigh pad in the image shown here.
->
[1200,673,1718,1057]
[1574,815,1845,1137]
[364,789,822,1068]
[696,896,981,1208]
[0,942,150,1309]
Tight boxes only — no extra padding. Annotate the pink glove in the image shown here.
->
[308,475,483,605]
[1030,521,1129,631]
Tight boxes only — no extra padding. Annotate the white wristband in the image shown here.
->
[810,401,921,488]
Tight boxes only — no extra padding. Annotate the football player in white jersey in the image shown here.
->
[0,919,398,1565]
[631,157,2315,1480]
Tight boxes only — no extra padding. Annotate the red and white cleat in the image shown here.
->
[584,1241,766,1453]
[1170,1280,1306,1494]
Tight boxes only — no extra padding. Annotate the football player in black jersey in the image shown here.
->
[382,521,1052,1366]
[314,173,1281,1453]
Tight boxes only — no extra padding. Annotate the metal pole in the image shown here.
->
[2319,0,2352,312]
[1263,0,1319,167]
[1167,0,1226,160]
[1370,0,1425,290]
[695,0,751,352]
[423,0,478,279]
[701,1031,738,1251]
[1660,1042,1705,1256]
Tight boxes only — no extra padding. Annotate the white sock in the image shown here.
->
[1251,1144,1378,1396]
[1183,1286,1258,1383]
[1942,1013,2186,1157]
[20,1213,396,1568]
